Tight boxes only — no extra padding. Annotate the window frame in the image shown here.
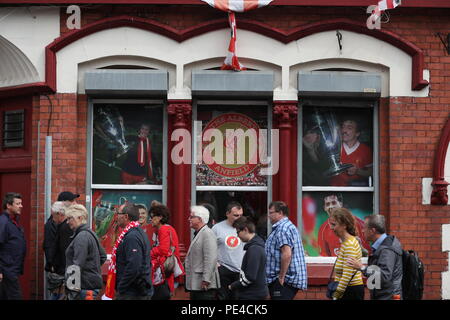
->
[86,98,168,227]
[191,99,273,227]
[297,98,380,262]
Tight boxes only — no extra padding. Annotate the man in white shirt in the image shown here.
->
[212,202,245,300]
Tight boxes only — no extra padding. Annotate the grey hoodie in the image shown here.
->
[365,235,403,300]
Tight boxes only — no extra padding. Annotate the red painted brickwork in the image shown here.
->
[384,97,450,300]
[29,93,88,299]
[23,5,450,299]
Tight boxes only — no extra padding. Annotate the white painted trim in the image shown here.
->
[0,7,60,83]
[196,186,268,191]
[51,26,429,98]
[302,186,375,192]
[91,184,163,190]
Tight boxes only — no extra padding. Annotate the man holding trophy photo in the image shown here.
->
[302,108,373,187]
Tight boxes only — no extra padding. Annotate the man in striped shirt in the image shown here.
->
[265,201,307,300]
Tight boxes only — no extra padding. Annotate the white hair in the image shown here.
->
[51,201,66,214]
[65,204,88,224]
[191,205,209,224]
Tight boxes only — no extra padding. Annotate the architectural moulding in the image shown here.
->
[4,1,450,7]
[46,16,428,98]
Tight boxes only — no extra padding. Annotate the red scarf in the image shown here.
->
[137,136,153,178]
[104,221,140,299]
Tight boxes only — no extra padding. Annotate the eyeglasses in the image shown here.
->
[268,210,277,215]
[188,215,200,220]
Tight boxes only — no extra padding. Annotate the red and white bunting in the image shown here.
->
[222,12,245,71]
[378,0,401,11]
[201,0,273,71]
[202,0,272,12]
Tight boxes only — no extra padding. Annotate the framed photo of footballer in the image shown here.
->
[302,106,374,187]
[92,103,163,185]
[301,191,373,257]
[91,189,162,254]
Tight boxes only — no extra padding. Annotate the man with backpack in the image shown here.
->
[347,214,403,300]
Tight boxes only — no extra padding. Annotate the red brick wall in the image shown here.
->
[385,97,449,300]
[30,5,450,300]
[30,93,88,299]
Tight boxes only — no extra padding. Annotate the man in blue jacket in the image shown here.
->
[0,192,26,300]
[115,204,153,300]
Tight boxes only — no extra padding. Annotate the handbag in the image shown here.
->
[326,258,357,299]
[163,230,176,277]
[151,281,171,300]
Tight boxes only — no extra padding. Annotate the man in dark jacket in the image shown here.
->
[51,191,80,277]
[0,192,26,300]
[43,201,66,299]
[230,217,268,300]
[347,214,403,300]
[115,204,153,300]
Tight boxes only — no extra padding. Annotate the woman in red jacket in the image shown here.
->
[150,204,184,299]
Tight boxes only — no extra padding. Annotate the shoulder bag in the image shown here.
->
[326,258,357,299]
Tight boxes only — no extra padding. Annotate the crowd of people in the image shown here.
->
[0,191,404,300]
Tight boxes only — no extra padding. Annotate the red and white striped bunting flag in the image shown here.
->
[378,0,401,11]
[202,0,272,12]
[201,0,273,71]
[222,12,245,71]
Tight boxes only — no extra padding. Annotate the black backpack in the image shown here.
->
[401,250,424,300]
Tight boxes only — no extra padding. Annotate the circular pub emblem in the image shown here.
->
[202,113,260,178]
[225,235,241,249]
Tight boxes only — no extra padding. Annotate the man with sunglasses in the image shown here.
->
[212,202,245,300]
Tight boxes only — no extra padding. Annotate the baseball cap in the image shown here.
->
[57,191,80,201]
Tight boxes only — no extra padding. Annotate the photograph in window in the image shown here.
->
[302,107,373,187]
[301,191,373,257]
[92,104,163,185]
[92,189,162,253]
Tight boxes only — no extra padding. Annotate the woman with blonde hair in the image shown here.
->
[328,207,364,300]
[65,204,107,300]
